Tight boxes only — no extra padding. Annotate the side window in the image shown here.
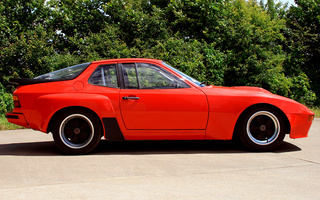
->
[89,64,118,88]
[137,63,189,89]
[122,63,139,89]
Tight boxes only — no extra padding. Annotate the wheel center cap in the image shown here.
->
[260,125,267,132]
[74,128,81,135]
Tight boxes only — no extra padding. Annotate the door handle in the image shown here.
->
[122,96,140,100]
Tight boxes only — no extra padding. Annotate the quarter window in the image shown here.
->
[89,64,118,88]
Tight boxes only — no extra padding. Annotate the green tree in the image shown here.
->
[217,0,292,96]
[284,0,319,104]
[0,0,318,106]
[0,0,54,89]
[147,37,207,83]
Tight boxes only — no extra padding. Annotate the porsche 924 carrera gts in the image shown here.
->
[6,58,314,154]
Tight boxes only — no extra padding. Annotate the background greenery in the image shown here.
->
[0,0,319,118]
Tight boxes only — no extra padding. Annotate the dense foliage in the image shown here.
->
[0,0,319,116]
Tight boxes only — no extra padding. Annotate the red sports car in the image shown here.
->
[6,58,314,154]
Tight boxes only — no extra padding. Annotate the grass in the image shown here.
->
[310,107,320,118]
[0,116,25,131]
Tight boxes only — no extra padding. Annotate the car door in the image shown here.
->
[119,63,208,130]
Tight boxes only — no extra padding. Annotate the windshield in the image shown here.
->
[35,63,90,80]
[162,62,206,87]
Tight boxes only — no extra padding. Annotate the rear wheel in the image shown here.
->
[52,109,102,154]
[238,107,286,151]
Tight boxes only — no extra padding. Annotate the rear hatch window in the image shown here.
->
[35,63,90,80]
[10,63,91,86]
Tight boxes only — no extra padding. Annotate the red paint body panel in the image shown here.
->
[286,114,313,139]
[120,88,208,130]
[6,58,314,142]
[28,93,116,132]
[6,112,29,128]
[200,85,313,140]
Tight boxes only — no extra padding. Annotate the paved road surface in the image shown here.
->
[0,119,319,199]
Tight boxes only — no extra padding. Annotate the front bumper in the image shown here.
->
[286,113,314,139]
[5,112,29,128]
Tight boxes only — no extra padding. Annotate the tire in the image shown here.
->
[52,109,102,154]
[238,106,286,151]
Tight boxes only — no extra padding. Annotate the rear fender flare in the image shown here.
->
[28,93,116,132]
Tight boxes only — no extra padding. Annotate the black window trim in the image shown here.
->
[119,63,139,89]
[117,63,125,89]
[135,63,141,89]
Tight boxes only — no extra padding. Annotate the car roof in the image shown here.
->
[91,58,163,65]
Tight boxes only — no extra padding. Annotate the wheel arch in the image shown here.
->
[233,103,291,139]
[47,106,103,135]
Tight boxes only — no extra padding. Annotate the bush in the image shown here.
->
[0,87,13,116]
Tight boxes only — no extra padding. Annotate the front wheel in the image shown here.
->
[238,107,286,151]
[52,109,102,154]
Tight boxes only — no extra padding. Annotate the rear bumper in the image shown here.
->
[5,112,29,128]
